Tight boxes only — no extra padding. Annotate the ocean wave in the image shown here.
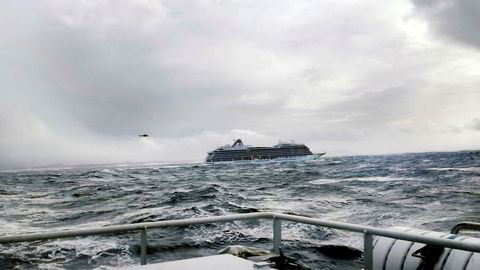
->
[346,176,416,182]
[308,178,340,185]
[1,150,479,269]
[427,167,480,173]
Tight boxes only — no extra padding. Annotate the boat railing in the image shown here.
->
[1,212,480,269]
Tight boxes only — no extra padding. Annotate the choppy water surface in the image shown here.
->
[1,151,480,269]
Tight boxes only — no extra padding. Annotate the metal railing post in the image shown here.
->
[140,227,148,265]
[273,217,282,254]
[363,230,373,270]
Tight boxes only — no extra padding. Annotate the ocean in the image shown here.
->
[1,151,479,269]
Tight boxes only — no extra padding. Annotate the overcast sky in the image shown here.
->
[1,0,480,169]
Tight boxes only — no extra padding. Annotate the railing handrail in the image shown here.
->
[272,213,480,253]
[451,221,480,234]
[0,212,271,244]
[2,211,480,268]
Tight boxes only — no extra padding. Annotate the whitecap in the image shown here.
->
[347,176,412,182]
[309,179,341,185]
[427,167,480,173]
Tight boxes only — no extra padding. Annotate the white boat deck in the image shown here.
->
[119,254,274,270]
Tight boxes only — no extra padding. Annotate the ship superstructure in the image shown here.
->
[206,139,319,162]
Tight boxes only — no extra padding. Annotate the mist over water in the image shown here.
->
[1,151,479,269]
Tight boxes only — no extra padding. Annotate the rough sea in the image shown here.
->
[1,150,479,269]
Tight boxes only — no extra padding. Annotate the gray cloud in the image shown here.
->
[412,0,480,49]
[472,118,480,130]
[1,0,480,168]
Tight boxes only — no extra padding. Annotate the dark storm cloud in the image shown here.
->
[1,0,480,168]
[0,0,287,138]
[412,0,480,49]
[1,0,299,168]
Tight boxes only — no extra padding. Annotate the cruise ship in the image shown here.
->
[206,139,323,162]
